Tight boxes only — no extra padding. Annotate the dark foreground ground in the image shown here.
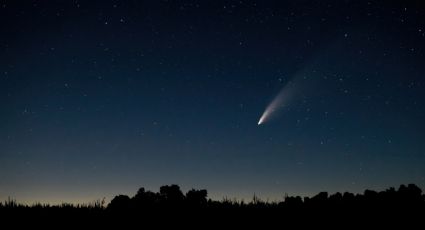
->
[1,184,424,227]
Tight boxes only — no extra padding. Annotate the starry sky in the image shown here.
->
[1,0,425,204]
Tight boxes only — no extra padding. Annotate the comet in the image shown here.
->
[258,80,296,125]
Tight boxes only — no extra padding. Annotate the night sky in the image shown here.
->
[1,0,425,204]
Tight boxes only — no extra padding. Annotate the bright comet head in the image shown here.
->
[258,114,266,125]
[257,79,296,125]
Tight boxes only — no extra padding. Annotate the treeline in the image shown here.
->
[1,183,425,225]
[107,183,425,211]
[1,183,424,211]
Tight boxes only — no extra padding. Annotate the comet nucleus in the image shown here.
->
[258,80,296,125]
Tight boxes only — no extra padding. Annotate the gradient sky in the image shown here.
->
[1,0,425,204]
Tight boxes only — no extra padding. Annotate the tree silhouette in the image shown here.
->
[159,184,184,207]
[132,187,161,209]
[186,189,208,207]
[108,194,131,210]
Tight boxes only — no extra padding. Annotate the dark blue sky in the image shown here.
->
[1,0,425,204]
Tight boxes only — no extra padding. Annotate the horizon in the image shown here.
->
[3,183,422,206]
